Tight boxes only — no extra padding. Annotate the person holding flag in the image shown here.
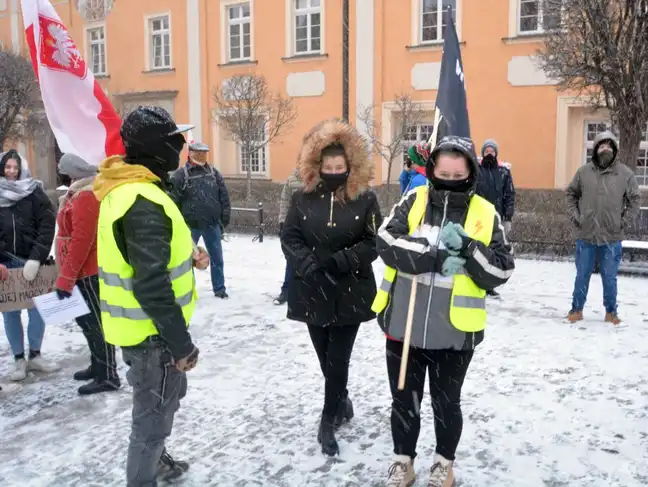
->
[372,7,514,486]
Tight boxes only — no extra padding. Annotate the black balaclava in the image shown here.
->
[125,133,186,181]
[0,149,22,179]
[481,153,497,167]
[428,149,475,193]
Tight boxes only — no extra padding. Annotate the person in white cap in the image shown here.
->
[171,142,231,299]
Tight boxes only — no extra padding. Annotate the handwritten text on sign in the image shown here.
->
[0,266,58,312]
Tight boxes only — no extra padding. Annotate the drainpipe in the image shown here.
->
[342,0,349,121]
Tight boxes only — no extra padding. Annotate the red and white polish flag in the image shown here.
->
[22,0,124,166]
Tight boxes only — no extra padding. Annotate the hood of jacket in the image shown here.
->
[59,176,96,207]
[298,118,373,200]
[592,130,619,166]
[93,155,161,201]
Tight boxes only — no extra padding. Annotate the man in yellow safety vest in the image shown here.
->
[374,135,514,487]
[93,106,209,486]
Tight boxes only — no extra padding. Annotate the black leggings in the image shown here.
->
[386,338,473,460]
[308,324,360,417]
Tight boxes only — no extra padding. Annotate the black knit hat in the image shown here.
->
[427,135,479,181]
[120,106,193,150]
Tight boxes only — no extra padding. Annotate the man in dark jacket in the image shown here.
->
[565,130,640,325]
[94,106,208,486]
[475,139,515,298]
[171,143,231,298]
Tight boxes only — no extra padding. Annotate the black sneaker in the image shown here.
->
[273,292,287,305]
[158,450,190,482]
[214,290,229,299]
[73,366,95,382]
[78,379,120,396]
[334,396,354,429]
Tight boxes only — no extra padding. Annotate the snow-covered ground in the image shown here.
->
[1,235,647,487]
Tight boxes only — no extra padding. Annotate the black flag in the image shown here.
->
[432,7,470,145]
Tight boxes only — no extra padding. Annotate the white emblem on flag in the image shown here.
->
[47,24,82,70]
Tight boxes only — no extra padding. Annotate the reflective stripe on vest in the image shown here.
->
[371,189,495,333]
[97,181,197,347]
[371,186,429,313]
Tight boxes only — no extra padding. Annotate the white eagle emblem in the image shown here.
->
[47,24,82,70]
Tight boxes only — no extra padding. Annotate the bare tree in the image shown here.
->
[213,74,297,200]
[358,94,426,190]
[0,48,39,149]
[537,0,648,169]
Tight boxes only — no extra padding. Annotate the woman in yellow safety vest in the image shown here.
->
[374,135,515,487]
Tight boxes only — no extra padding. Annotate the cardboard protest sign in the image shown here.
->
[0,266,58,312]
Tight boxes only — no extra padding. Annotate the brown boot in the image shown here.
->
[427,454,455,487]
[605,312,621,325]
[567,310,583,323]
[386,456,416,487]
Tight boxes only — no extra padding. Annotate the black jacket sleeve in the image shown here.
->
[462,212,515,291]
[376,190,441,275]
[336,191,383,273]
[502,168,516,221]
[281,191,318,276]
[168,169,186,206]
[29,188,56,263]
[121,196,195,360]
[216,171,231,227]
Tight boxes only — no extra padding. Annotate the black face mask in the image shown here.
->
[482,154,497,166]
[126,133,185,179]
[429,175,473,193]
[320,172,349,192]
[596,150,614,168]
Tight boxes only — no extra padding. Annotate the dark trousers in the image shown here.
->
[77,275,118,382]
[281,259,293,294]
[123,341,187,487]
[386,338,473,460]
[307,324,360,417]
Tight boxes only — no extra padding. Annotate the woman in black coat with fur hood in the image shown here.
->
[281,119,383,456]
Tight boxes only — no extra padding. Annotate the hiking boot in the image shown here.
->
[386,456,416,487]
[317,415,339,456]
[73,366,95,382]
[214,290,229,299]
[10,359,28,382]
[78,378,121,396]
[27,355,60,373]
[428,454,455,487]
[273,292,287,305]
[605,312,621,325]
[158,449,189,482]
[334,396,354,429]
[567,310,583,323]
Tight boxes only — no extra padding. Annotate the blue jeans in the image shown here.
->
[191,225,225,293]
[571,240,622,314]
[2,259,47,357]
[281,258,293,294]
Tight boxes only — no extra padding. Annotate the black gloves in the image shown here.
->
[297,256,319,278]
[323,251,351,276]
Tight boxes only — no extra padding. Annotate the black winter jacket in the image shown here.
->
[281,185,383,327]
[113,192,195,361]
[476,159,515,221]
[170,163,231,230]
[0,187,56,264]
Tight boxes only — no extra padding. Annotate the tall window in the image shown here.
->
[228,3,251,61]
[421,0,456,43]
[149,15,171,70]
[240,124,267,174]
[583,121,648,186]
[87,26,106,75]
[294,0,321,54]
[518,0,560,34]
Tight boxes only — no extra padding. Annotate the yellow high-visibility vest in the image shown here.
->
[372,186,495,332]
[97,182,197,347]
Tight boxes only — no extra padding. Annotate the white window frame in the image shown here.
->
[402,123,435,161]
[286,0,324,56]
[583,120,648,186]
[85,24,107,76]
[238,118,268,175]
[517,0,560,35]
[226,2,252,62]
[145,13,172,71]
[417,0,459,44]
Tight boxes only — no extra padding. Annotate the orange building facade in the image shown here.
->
[1,0,648,189]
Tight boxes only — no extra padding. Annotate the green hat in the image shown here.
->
[407,143,430,167]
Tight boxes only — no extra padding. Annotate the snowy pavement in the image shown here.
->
[1,234,647,487]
